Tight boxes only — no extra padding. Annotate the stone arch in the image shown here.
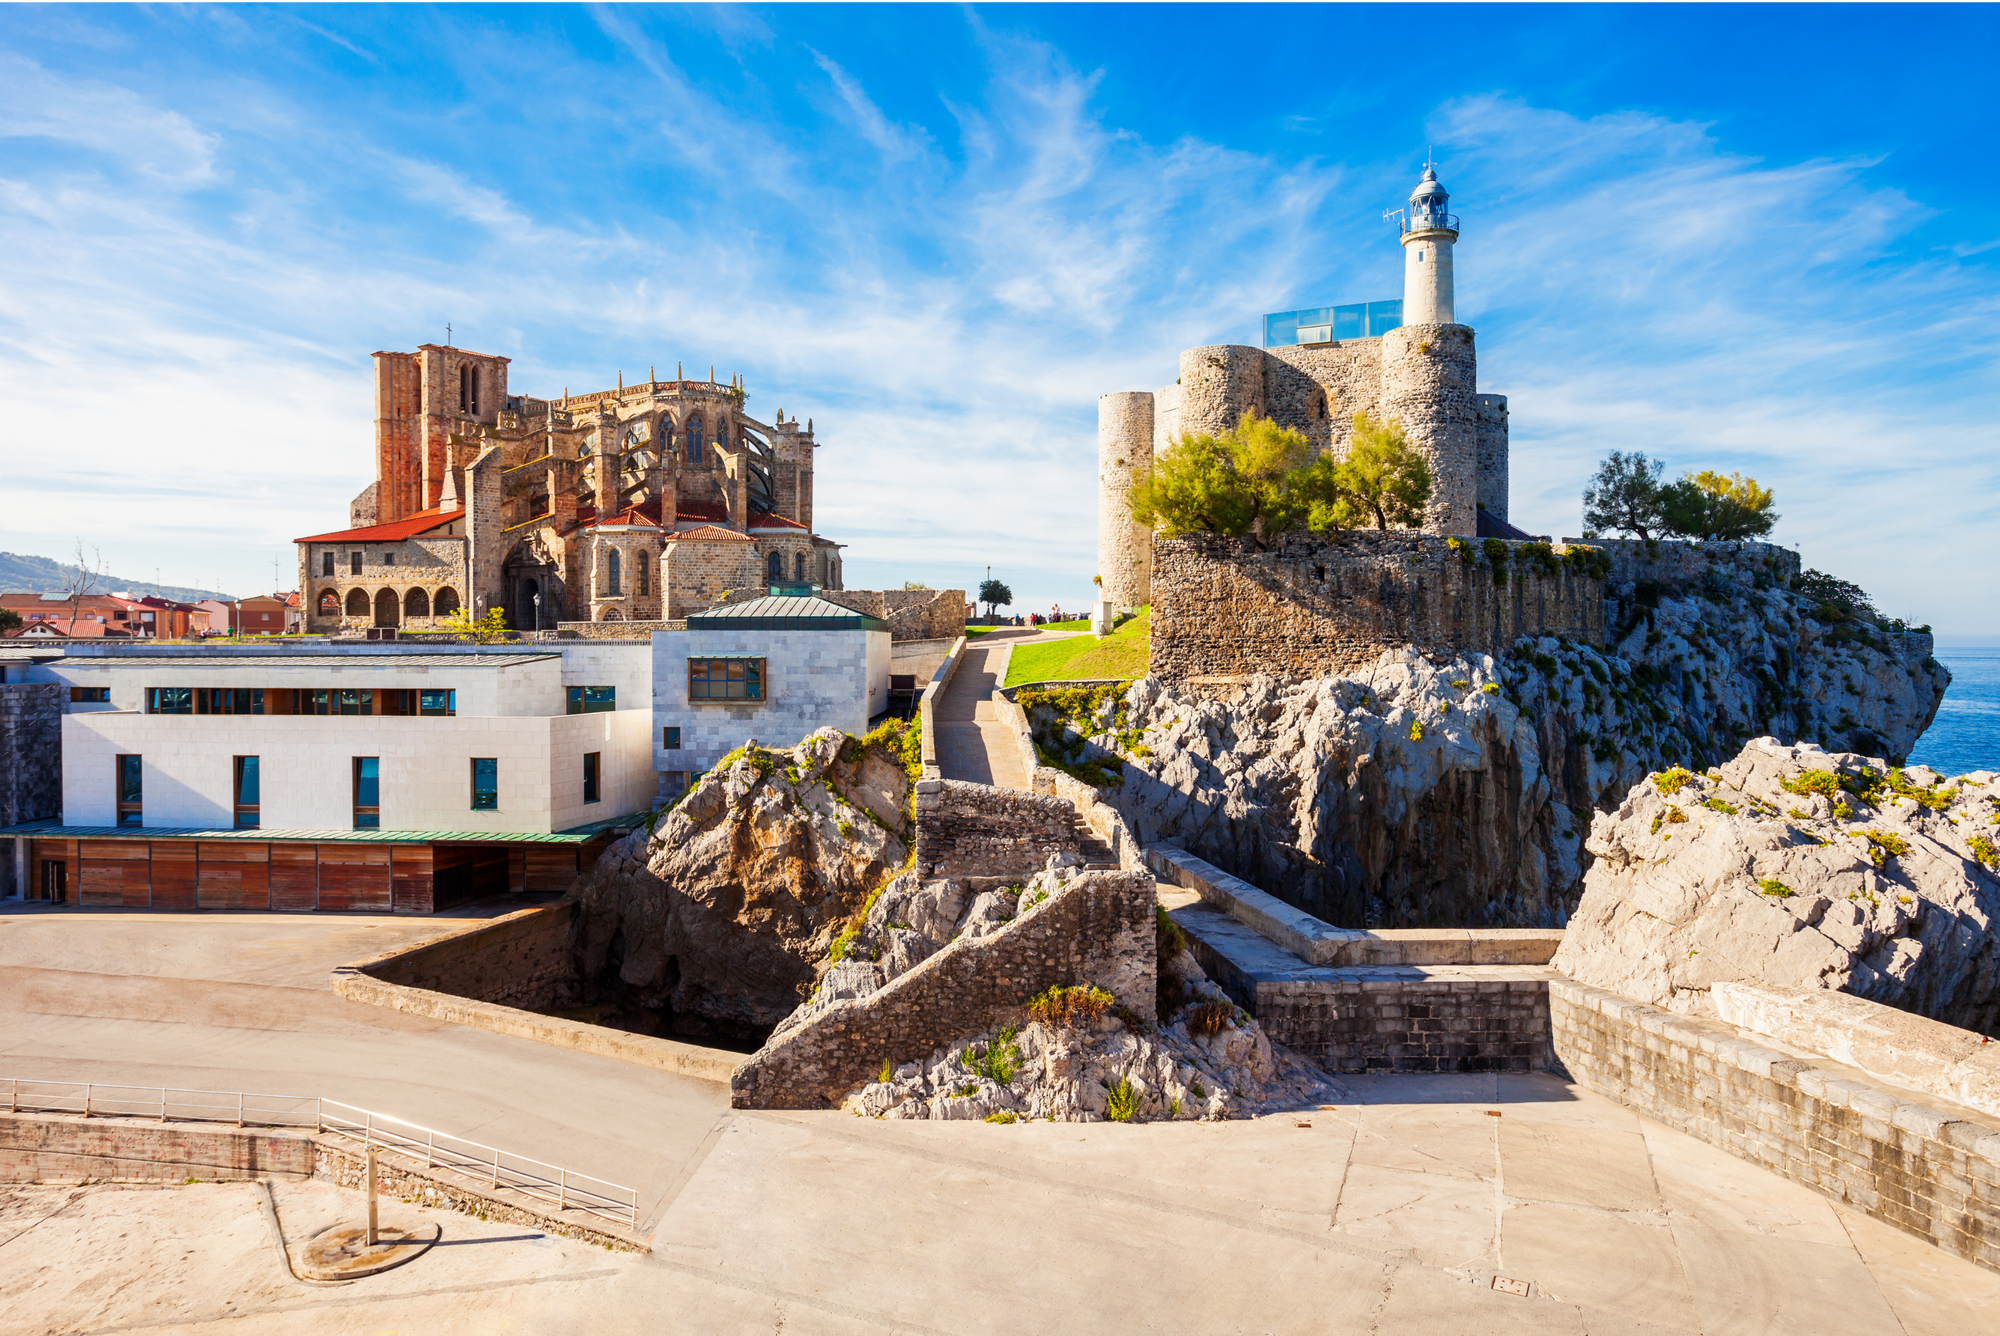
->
[600,607,623,622]
[404,587,431,620]
[344,588,370,617]
[373,588,400,627]
[317,588,340,617]
[434,586,462,618]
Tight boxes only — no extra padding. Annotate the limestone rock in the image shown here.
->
[1552,738,2000,1035]
[1049,566,1945,929]
[569,727,913,1031]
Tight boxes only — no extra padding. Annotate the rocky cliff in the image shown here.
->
[568,725,915,1040]
[1040,549,1948,929]
[1552,739,2000,1036]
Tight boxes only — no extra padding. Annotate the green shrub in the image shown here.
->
[1757,879,1794,898]
[966,1027,1022,1085]
[1185,1000,1234,1035]
[983,1111,1019,1124]
[1862,829,1911,857]
[1970,835,1997,871]
[877,1059,893,1084]
[1482,682,1500,695]
[1654,767,1697,796]
[1156,904,1188,958]
[1780,770,1841,799]
[1105,1078,1140,1123]
[1409,719,1424,741]
[1701,796,1739,815]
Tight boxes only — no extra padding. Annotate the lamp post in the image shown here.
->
[533,592,541,632]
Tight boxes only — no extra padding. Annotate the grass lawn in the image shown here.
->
[1003,608,1150,686]
[963,625,998,638]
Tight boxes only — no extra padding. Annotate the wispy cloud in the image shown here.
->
[0,15,1991,635]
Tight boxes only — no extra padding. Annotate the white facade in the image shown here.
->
[654,626,890,781]
[1402,230,1456,325]
[33,643,658,834]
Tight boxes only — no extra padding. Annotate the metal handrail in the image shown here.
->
[3,1076,638,1229]
[1399,212,1460,235]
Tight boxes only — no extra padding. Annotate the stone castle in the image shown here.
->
[297,347,842,632]
[1098,165,1515,609]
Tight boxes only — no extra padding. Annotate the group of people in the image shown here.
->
[970,604,1067,629]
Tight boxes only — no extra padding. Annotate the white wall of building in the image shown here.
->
[38,655,565,719]
[652,627,891,779]
[61,708,654,834]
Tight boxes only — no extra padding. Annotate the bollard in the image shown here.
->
[366,1147,379,1246]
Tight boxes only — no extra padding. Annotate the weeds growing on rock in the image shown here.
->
[1028,984,1114,1028]
[1781,770,1842,799]
[1106,1078,1140,1123]
[983,1112,1019,1124]
[967,1027,1022,1085]
[1156,904,1188,958]
[878,1059,893,1084]
[1654,767,1697,796]
[1757,879,1795,898]
[1185,1000,1234,1036]
[1701,796,1739,815]
[1970,835,1998,871]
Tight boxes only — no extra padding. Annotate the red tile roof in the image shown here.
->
[295,507,465,545]
[674,525,753,543]
[749,514,808,532]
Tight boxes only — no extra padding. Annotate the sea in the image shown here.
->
[1908,644,2000,777]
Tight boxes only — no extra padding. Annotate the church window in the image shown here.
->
[607,548,622,597]
[458,363,480,414]
[687,418,704,465]
[766,551,782,582]
[637,550,650,597]
[794,553,806,581]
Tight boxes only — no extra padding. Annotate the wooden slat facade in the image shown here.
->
[315,844,392,913]
[197,842,270,910]
[268,844,319,912]
[19,833,604,914]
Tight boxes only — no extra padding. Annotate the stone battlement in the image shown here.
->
[1148,530,1605,684]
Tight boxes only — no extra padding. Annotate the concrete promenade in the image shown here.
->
[4,905,1999,1332]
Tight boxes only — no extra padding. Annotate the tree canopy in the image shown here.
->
[978,578,1012,614]
[1582,454,1777,542]
[1128,411,1431,541]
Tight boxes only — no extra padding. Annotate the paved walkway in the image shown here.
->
[932,632,1030,789]
[5,907,2000,1332]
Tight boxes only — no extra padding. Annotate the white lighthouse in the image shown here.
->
[1399,164,1459,325]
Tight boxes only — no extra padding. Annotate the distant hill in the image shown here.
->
[0,551,234,604]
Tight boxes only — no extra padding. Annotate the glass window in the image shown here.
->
[663,726,681,749]
[116,754,142,827]
[338,689,373,716]
[688,657,764,702]
[353,757,380,829]
[607,548,622,597]
[566,686,616,714]
[583,751,601,804]
[146,687,193,714]
[419,689,456,717]
[471,758,498,810]
[350,552,363,575]
[69,687,110,703]
[234,756,260,829]
[322,552,334,577]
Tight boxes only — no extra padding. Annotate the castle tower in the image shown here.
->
[1097,392,1155,609]
[1400,164,1457,324]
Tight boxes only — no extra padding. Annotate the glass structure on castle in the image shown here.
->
[1262,299,1403,348]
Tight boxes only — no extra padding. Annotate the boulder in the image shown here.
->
[1552,738,2000,1035]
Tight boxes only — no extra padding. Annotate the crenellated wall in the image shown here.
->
[1148,531,1605,684]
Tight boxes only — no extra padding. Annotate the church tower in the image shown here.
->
[1399,164,1458,324]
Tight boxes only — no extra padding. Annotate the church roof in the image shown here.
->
[673,525,753,543]
[295,506,464,545]
[748,514,808,532]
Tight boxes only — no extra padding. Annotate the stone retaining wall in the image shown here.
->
[0,1111,315,1182]
[912,778,1092,879]
[1253,975,1553,1075]
[346,900,575,1010]
[730,869,1157,1109]
[1149,531,1605,684]
[1552,977,2000,1274]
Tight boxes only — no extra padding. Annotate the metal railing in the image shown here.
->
[4,1076,639,1230]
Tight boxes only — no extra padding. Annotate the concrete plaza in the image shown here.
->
[3,905,1998,1333]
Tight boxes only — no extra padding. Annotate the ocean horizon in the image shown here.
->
[1908,643,2000,777]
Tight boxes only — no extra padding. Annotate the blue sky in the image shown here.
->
[0,3,1995,633]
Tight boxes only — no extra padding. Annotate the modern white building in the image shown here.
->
[4,611,899,912]
[655,595,891,789]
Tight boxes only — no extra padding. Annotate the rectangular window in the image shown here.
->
[383,552,395,566]
[338,689,374,716]
[419,689,456,717]
[146,687,193,715]
[69,687,110,703]
[234,756,260,829]
[471,758,498,811]
[583,751,601,804]
[688,657,764,702]
[663,726,681,749]
[350,552,362,575]
[353,757,380,829]
[194,688,265,715]
[116,754,142,827]
[566,686,616,714]
[321,551,334,577]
